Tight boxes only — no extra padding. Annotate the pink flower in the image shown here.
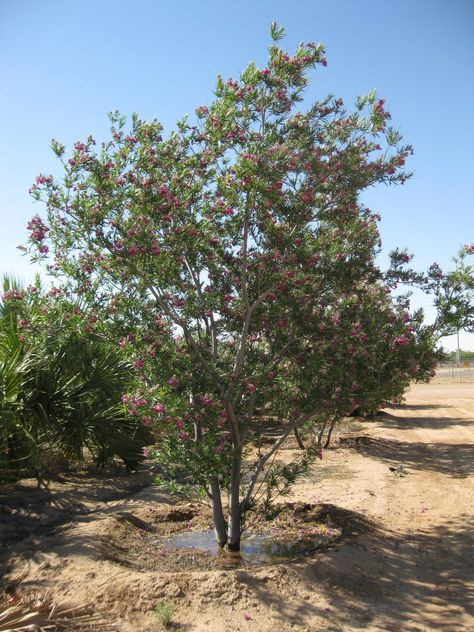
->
[142,416,152,426]
[167,376,180,388]
[35,174,53,185]
[394,335,410,346]
[243,613,252,621]
[152,403,166,414]
[27,215,49,242]
[217,411,227,428]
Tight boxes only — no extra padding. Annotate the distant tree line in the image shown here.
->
[443,349,474,362]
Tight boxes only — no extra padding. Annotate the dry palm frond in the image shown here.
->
[0,591,120,631]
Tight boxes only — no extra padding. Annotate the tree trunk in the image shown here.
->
[316,421,327,446]
[210,478,228,547]
[227,451,242,551]
[294,426,305,449]
[324,417,337,448]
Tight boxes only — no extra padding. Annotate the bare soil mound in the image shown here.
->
[101,502,367,573]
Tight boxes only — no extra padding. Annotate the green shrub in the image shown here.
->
[0,276,151,482]
[153,600,175,627]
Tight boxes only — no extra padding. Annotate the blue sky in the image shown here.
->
[0,0,473,350]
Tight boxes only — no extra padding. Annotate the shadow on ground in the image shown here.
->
[352,436,474,478]
[0,468,162,567]
[233,512,473,631]
[375,411,474,431]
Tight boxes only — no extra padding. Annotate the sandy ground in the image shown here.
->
[1,382,473,631]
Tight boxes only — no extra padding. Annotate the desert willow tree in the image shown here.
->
[28,24,415,550]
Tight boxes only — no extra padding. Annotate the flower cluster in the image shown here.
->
[27,215,49,252]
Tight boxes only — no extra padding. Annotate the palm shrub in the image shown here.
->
[0,277,150,482]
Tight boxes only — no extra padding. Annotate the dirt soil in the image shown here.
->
[1,382,473,631]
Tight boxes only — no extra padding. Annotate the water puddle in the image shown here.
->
[150,526,340,566]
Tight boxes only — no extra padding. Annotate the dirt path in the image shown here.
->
[1,382,473,631]
[292,382,474,632]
